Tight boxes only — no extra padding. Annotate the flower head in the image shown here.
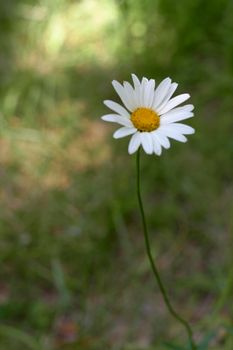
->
[101,74,195,155]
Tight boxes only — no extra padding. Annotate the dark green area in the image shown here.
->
[0,0,233,349]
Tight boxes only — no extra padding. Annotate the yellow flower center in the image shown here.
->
[131,108,160,132]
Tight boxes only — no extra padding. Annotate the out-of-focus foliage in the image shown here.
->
[0,0,233,349]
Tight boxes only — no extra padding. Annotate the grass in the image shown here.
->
[0,0,233,349]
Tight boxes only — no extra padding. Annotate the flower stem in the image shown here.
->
[136,148,197,350]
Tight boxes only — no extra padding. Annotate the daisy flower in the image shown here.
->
[101,74,195,155]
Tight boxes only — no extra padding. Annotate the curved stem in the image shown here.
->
[136,148,197,350]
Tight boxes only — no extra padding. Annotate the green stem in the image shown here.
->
[136,148,197,350]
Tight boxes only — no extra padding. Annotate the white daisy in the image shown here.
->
[101,74,195,155]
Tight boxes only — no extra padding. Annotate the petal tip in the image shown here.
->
[113,131,119,139]
[128,149,135,155]
[112,80,119,87]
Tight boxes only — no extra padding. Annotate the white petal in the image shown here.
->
[169,123,195,135]
[143,79,155,108]
[132,74,141,97]
[166,104,194,114]
[123,81,136,111]
[156,82,178,113]
[116,116,133,127]
[101,114,118,122]
[159,94,190,114]
[140,77,149,106]
[159,126,188,142]
[113,127,136,139]
[161,112,194,125]
[104,100,130,118]
[152,130,170,149]
[131,74,141,105]
[131,74,141,90]
[160,104,194,124]
[101,114,133,127]
[140,132,153,154]
[112,80,133,112]
[128,132,141,154]
[151,134,162,155]
[152,78,171,109]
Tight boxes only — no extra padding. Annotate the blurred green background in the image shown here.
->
[0,0,233,349]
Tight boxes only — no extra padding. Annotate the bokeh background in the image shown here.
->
[0,0,233,349]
